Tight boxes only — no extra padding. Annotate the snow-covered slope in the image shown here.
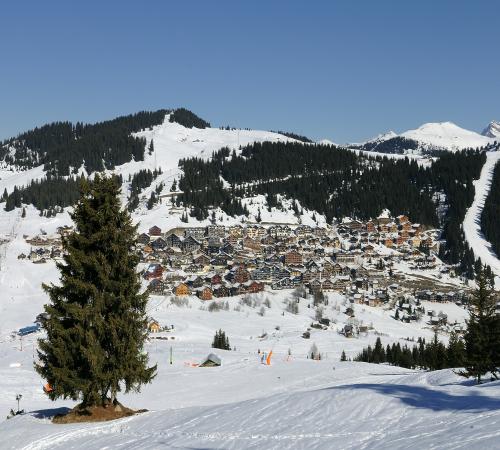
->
[0,284,483,450]
[463,150,500,284]
[482,121,500,139]
[401,122,492,152]
[351,122,495,154]
[2,359,500,449]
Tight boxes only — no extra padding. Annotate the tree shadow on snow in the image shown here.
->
[32,407,71,419]
[326,384,500,412]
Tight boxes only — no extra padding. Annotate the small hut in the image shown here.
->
[199,353,221,367]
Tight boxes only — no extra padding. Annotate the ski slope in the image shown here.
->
[2,361,500,449]
[463,151,500,283]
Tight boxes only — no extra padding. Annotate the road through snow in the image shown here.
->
[463,150,500,282]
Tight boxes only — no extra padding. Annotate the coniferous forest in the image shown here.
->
[0,110,169,175]
[481,161,500,257]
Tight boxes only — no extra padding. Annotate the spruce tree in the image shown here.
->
[35,175,156,408]
[460,266,499,383]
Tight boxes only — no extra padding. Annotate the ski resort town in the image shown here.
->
[19,210,483,333]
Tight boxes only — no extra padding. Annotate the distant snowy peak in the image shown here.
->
[318,138,338,146]
[366,130,398,144]
[400,121,492,151]
[353,121,495,155]
[482,121,500,139]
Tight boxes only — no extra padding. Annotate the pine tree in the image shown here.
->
[35,175,156,408]
[460,266,499,383]
[21,207,26,218]
[212,329,230,350]
[340,350,347,361]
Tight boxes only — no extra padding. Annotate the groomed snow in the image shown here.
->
[463,151,500,285]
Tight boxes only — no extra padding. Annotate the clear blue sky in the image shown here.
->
[1,0,498,143]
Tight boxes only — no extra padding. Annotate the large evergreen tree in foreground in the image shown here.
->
[36,175,156,408]
[459,266,500,384]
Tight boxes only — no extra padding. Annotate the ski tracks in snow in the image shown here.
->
[463,151,500,280]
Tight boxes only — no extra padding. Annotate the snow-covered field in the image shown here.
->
[463,150,500,285]
[1,288,496,450]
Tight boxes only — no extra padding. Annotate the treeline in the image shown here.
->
[481,159,500,257]
[269,130,313,143]
[177,141,486,275]
[1,110,169,175]
[169,108,210,129]
[353,335,464,370]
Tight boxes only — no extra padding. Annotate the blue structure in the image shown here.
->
[18,324,40,336]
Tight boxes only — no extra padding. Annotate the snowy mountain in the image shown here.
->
[401,121,493,151]
[482,120,500,139]
[0,109,500,449]
[350,121,495,155]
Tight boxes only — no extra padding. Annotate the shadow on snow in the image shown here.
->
[325,383,500,412]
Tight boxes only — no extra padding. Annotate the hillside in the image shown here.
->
[349,121,496,155]
[0,109,499,449]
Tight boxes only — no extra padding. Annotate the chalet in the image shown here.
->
[144,263,163,280]
[213,284,230,298]
[182,236,201,253]
[151,237,167,250]
[193,253,211,266]
[138,233,151,245]
[187,276,204,289]
[211,253,231,267]
[148,320,161,332]
[148,278,168,295]
[232,266,250,283]
[165,233,183,248]
[285,250,303,266]
[332,275,350,291]
[244,280,264,293]
[376,210,391,226]
[149,225,162,236]
[174,282,190,296]
[197,286,213,300]
[209,273,223,285]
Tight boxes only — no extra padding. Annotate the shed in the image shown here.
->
[199,353,222,367]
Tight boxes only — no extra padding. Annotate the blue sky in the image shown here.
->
[0,0,498,143]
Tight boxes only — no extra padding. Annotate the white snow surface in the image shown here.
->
[400,122,493,151]
[463,150,500,284]
[0,288,494,450]
[354,121,495,153]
